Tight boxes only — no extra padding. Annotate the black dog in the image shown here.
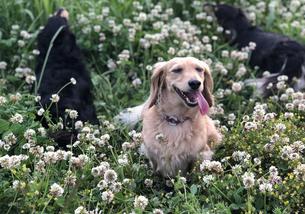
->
[35,9,98,144]
[211,4,305,96]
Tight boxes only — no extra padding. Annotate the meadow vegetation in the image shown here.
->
[0,0,304,213]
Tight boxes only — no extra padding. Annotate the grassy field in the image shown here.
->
[0,0,305,213]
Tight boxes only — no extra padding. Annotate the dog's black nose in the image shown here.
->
[188,79,201,90]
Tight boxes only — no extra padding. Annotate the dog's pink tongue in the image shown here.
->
[195,91,209,115]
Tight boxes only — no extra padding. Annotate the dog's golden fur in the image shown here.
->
[141,57,222,177]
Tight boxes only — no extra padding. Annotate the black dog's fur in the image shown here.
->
[213,4,305,96]
[35,9,98,145]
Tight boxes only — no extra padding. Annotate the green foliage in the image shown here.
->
[0,0,305,213]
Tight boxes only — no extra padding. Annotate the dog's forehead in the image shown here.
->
[168,57,208,70]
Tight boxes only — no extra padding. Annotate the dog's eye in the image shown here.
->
[195,67,203,73]
[172,68,183,73]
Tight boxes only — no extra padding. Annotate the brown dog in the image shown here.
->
[140,57,222,177]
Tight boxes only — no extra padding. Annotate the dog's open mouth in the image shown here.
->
[173,85,209,115]
[173,85,198,107]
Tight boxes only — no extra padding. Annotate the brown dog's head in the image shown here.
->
[148,57,214,113]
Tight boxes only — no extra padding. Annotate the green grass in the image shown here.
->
[0,0,305,213]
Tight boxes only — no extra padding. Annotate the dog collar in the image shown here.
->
[164,115,190,126]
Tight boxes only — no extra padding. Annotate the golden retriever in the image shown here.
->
[139,57,222,177]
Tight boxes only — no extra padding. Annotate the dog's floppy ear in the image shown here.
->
[148,61,167,108]
[202,66,214,107]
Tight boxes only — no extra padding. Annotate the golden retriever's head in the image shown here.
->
[148,57,214,113]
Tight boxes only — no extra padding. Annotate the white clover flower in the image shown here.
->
[101,190,114,203]
[69,110,78,119]
[153,209,164,214]
[285,103,294,110]
[232,82,243,92]
[280,94,288,101]
[64,174,76,187]
[118,154,129,166]
[50,94,60,103]
[244,121,258,130]
[35,96,41,102]
[221,50,229,58]
[21,143,31,149]
[122,142,131,151]
[202,175,215,186]
[292,141,305,153]
[97,180,108,190]
[18,40,25,47]
[293,164,305,181]
[132,78,142,87]
[10,113,23,123]
[253,158,261,165]
[134,195,148,210]
[138,12,147,21]
[117,50,130,63]
[11,24,20,30]
[248,42,256,50]
[144,179,153,187]
[91,163,110,178]
[74,206,88,214]
[281,145,293,160]
[277,75,288,82]
[93,25,101,33]
[259,182,273,193]
[70,154,89,168]
[3,132,17,145]
[236,65,247,77]
[167,47,175,55]
[70,77,77,85]
[227,113,236,121]
[9,93,21,102]
[264,113,276,121]
[242,172,255,189]
[232,151,251,162]
[25,75,36,84]
[104,169,118,183]
[298,103,305,111]
[20,30,31,39]
[276,81,286,90]
[37,108,45,116]
[284,112,294,119]
[100,134,110,144]
[38,127,46,136]
[49,183,64,197]
[110,182,122,193]
[270,133,280,143]
[275,123,286,132]
[200,160,223,173]
[24,129,36,140]
[123,178,131,185]
[82,126,91,133]
[32,49,40,55]
[12,180,20,189]
[0,61,7,70]
[266,82,273,89]
[0,154,28,169]
[0,96,7,105]
[75,121,83,130]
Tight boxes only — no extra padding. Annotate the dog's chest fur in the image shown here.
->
[142,107,210,177]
